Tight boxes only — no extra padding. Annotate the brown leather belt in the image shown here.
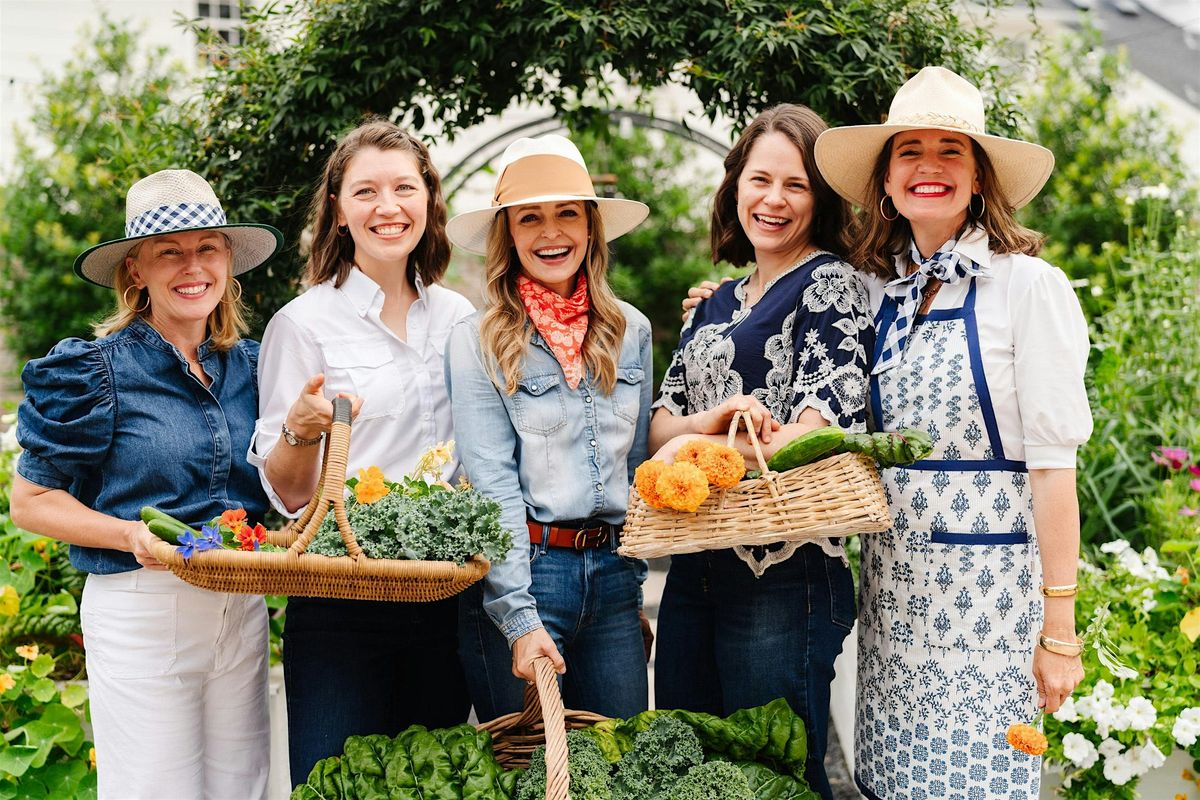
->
[527,520,621,550]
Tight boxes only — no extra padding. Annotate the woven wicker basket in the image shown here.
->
[618,411,892,559]
[147,398,489,601]
[477,656,608,799]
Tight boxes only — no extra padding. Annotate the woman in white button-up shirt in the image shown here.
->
[249,118,474,788]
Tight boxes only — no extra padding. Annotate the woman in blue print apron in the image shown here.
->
[814,67,1093,798]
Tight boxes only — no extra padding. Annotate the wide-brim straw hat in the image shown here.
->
[446,134,650,255]
[814,66,1054,210]
[74,169,283,288]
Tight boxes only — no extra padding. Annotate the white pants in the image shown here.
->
[82,569,269,800]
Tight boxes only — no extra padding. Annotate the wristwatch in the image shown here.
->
[281,422,323,447]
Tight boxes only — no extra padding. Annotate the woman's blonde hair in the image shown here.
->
[305,117,450,288]
[92,235,248,350]
[851,136,1044,279]
[478,203,625,396]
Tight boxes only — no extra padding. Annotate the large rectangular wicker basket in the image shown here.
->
[147,398,489,601]
[618,412,892,559]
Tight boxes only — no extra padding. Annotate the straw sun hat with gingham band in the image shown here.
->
[813,66,1054,210]
[446,134,650,255]
[74,169,283,288]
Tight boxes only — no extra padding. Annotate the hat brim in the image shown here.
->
[814,124,1054,211]
[73,223,284,288]
[446,195,650,256]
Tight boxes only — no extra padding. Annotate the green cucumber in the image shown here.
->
[766,427,846,471]
[140,506,198,545]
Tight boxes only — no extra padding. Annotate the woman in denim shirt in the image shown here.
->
[444,135,653,719]
[11,170,285,799]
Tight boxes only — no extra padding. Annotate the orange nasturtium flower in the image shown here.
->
[220,508,248,532]
[354,466,390,505]
[0,673,15,692]
[1005,723,1048,756]
[89,747,97,770]
[15,644,38,661]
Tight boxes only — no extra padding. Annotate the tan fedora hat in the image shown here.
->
[74,169,283,288]
[814,66,1054,210]
[446,134,649,255]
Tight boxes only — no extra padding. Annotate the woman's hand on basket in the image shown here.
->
[285,373,364,439]
[124,521,167,570]
[511,628,565,682]
[695,395,780,445]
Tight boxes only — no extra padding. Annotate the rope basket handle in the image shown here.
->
[285,397,365,559]
[724,409,779,500]
[507,656,569,800]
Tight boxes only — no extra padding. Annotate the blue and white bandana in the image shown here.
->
[873,234,988,374]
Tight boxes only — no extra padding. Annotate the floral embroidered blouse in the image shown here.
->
[653,251,875,573]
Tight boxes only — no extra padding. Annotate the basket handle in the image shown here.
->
[508,656,569,800]
[725,410,779,498]
[286,397,365,559]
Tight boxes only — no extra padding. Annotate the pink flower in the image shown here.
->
[1152,447,1191,470]
[1181,508,1198,517]
[1190,465,1200,477]
[1191,479,1200,493]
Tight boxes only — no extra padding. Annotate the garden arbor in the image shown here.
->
[191,0,1018,316]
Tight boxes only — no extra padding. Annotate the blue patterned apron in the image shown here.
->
[855,280,1043,800]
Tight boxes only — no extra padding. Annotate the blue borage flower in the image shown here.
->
[199,524,224,551]
[176,530,199,559]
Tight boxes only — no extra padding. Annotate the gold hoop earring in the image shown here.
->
[221,277,243,304]
[970,193,986,219]
[880,195,900,222]
[336,224,349,237]
[122,285,150,313]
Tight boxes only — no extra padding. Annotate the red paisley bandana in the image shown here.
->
[518,272,590,389]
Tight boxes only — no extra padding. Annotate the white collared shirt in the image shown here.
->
[250,267,475,514]
[863,228,1093,469]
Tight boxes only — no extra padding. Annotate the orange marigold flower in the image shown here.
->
[696,444,747,489]
[674,438,715,467]
[355,479,389,505]
[219,509,247,528]
[15,644,38,661]
[634,460,671,509]
[656,462,710,513]
[1005,723,1048,756]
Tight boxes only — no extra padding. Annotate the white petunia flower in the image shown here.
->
[1125,697,1157,731]
[1053,696,1080,723]
[1172,707,1200,747]
[1097,737,1124,759]
[1133,740,1166,771]
[1092,680,1115,701]
[1100,540,1131,555]
[1061,732,1099,769]
[1102,751,1137,785]
[1103,703,1131,735]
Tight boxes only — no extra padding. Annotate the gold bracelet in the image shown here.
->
[1038,632,1084,657]
[1040,583,1078,598]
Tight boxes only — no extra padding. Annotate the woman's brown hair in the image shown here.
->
[478,203,626,396]
[305,117,450,287]
[711,104,852,266]
[851,137,1044,279]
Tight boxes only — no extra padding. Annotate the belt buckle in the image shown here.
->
[573,525,608,550]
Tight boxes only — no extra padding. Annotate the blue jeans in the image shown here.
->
[282,596,469,787]
[654,544,854,800]
[459,538,648,722]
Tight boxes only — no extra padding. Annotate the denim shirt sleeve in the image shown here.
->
[16,338,115,490]
[445,319,542,646]
[627,311,653,484]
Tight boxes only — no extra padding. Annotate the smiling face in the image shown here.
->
[505,200,590,296]
[884,129,980,244]
[335,146,429,276]
[126,229,231,340]
[735,131,815,272]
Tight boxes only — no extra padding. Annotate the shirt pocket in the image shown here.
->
[322,342,405,420]
[512,373,566,435]
[921,532,1040,653]
[610,365,645,425]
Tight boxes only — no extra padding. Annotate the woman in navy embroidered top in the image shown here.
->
[649,104,874,800]
[11,170,284,799]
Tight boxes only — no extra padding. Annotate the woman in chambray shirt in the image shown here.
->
[444,134,653,719]
[11,170,284,799]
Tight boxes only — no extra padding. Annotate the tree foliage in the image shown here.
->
[0,20,187,361]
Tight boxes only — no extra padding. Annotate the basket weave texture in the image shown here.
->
[618,411,892,559]
[147,398,489,601]
[477,656,608,800]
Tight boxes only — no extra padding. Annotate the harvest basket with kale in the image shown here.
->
[619,410,892,558]
[148,398,506,601]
